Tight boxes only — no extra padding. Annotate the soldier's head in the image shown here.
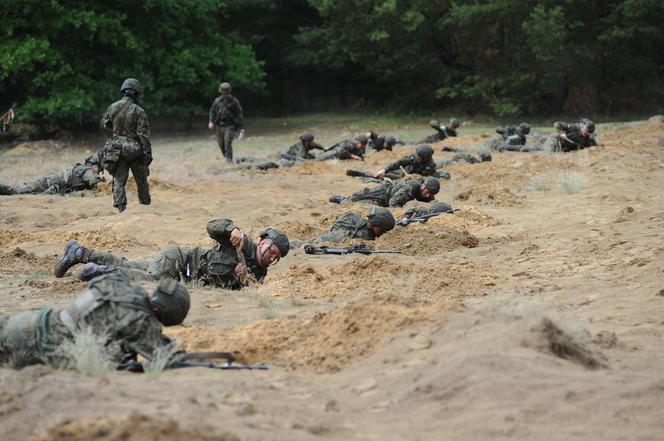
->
[479,151,492,162]
[580,118,595,135]
[257,228,289,267]
[448,118,460,130]
[219,82,232,97]
[354,135,368,150]
[384,135,397,151]
[365,130,377,141]
[300,132,315,148]
[429,120,441,130]
[120,78,142,99]
[149,278,190,326]
[367,207,396,237]
[519,122,530,134]
[85,154,102,174]
[415,144,434,163]
[420,177,441,200]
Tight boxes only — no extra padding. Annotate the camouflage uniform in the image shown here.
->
[252,139,324,170]
[316,140,365,161]
[209,95,244,162]
[80,219,267,290]
[436,152,491,168]
[311,212,378,243]
[0,163,102,195]
[101,96,152,211]
[367,133,403,151]
[348,178,437,207]
[382,153,437,180]
[416,125,457,144]
[0,273,179,369]
[545,121,598,152]
[486,125,529,150]
[403,201,453,219]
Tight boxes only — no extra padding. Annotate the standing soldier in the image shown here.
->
[100,78,152,213]
[208,82,245,163]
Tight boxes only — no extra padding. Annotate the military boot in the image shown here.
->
[0,183,16,195]
[329,195,347,204]
[77,263,117,281]
[54,240,94,278]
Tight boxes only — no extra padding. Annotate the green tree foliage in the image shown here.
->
[0,0,265,128]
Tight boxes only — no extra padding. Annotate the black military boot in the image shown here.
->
[76,263,117,281]
[329,195,346,204]
[117,205,126,213]
[0,183,16,195]
[54,240,94,278]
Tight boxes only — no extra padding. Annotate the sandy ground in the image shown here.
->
[1,118,664,440]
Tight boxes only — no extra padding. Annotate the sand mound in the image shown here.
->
[274,220,325,240]
[169,296,446,372]
[455,185,525,207]
[30,414,237,441]
[0,229,34,247]
[268,256,499,300]
[0,247,53,274]
[96,176,188,195]
[375,223,479,254]
[275,161,336,176]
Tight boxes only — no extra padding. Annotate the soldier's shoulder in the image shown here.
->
[213,96,224,104]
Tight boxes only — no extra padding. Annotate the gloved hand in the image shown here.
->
[143,151,153,166]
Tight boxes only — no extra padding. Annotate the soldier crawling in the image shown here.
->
[242,133,324,170]
[546,119,597,152]
[100,78,152,213]
[54,219,289,291]
[0,273,189,369]
[365,131,402,152]
[374,144,437,180]
[485,123,531,151]
[414,118,460,144]
[316,135,368,161]
[329,177,440,208]
[0,154,103,196]
[291,207,396,249]
[436,151,492,169]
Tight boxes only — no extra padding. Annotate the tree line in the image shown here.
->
[1,0,663,129]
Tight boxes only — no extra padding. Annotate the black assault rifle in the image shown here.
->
[396,209,459,226]
[304,244,402,255]
[118,352,268,372]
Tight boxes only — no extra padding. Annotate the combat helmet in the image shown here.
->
[149,278,190,326]
[479,151,493,162]
[259,228,290,258]
[367,207,396,233]
[416,144,434,160]
[384,135,397,147]
[300,132,315,142]
[581,118,595,133]
[120,78,142,95]
[518,122,530,134]
[219,82,232,93]
[423,176,441,194]
[355,134,369,145]
[449,118,460,129]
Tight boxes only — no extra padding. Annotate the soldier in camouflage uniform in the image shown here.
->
[329,177,440,208]
[291,207,396,249]
[54,219,289,291]
[436,151,492,169]
[0,154,103,196]
[373,144,437,180]
[100,78,152,213]
[485,123,530,151]
[0,273,189,369]
[414,118,460,144]
[401,201,454,221]
[208,82,244,163]
[366,131,403,152]
[245,133,324,170]
[316,135,368,161]
[544,119,597,152]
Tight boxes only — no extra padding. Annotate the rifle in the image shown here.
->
[118,352,269,372]
[304,244,402,255]
[396,209,458,226]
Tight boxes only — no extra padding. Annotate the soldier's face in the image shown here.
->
[420,184,432,198]
[303,139,313,148]
[258,239,282,266]
[371,226,383,236]
[580,124,589,136]
[91,164,101,174]
[221,90,231,98]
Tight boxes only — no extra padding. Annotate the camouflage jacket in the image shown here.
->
[496,126,527,145]
[281,140,323,161]
[384,154,436,176]
[7,273,178,369]
[196,218,266,289]
[368,133,397,151]
[329,140,365,160]
[556,122,598,150]
[419,126,457,144]
[351,179,435,207]
[330,212,375,240]
[63,163,103,191]
[209,95,244,129]
[101,96,151,153]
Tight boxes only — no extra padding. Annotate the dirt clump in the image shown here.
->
[0,229,34,247]
[29,414,238,441]
[169,296,446,372]
[376,223,479,254]
[0,247,53,274]
[539,317,607,369]
[455,185,525,207]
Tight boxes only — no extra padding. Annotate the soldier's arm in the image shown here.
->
[81,167,103,187]
[206,218,237,244]
[209,99,218,124]
[384,156,410,173]
[101,107,113,131]
[421,161,437,176]
[388,185,413,207]
[311,142,324,150]
[126,319,185,364]
[234,100,244,129]
[136,109,152,154]
[496,126,506,135]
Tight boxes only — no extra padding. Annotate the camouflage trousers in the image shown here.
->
[0,173,65,195]
[89,245,195,281]
[112,158,150,209]
[216,126,236,162]
[315,147,343,161]
[0,309,53,368]
[350,185,390,207]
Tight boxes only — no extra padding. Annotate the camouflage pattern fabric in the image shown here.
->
[209,95,244,162]
[0,273,179,369]
[87,219,266,290]
[0,164,102,196]
[101,96,152,209]
[311,212,376,243]
[316,140,365,161]
[282,140,323,161]
[383,153,436,179]
[552,122,598,152]
[416,126,457,145]
[350,179,434,207]
[436,154,480,168]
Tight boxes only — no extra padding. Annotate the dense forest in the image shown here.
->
[1,0,663,129]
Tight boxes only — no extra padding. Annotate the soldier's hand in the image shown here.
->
[230,228,245,249]
[559,133,568,140]
[374,169,386,179]
[553,121,561,129]
[208,122,214,130]
[234,263,248,277]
